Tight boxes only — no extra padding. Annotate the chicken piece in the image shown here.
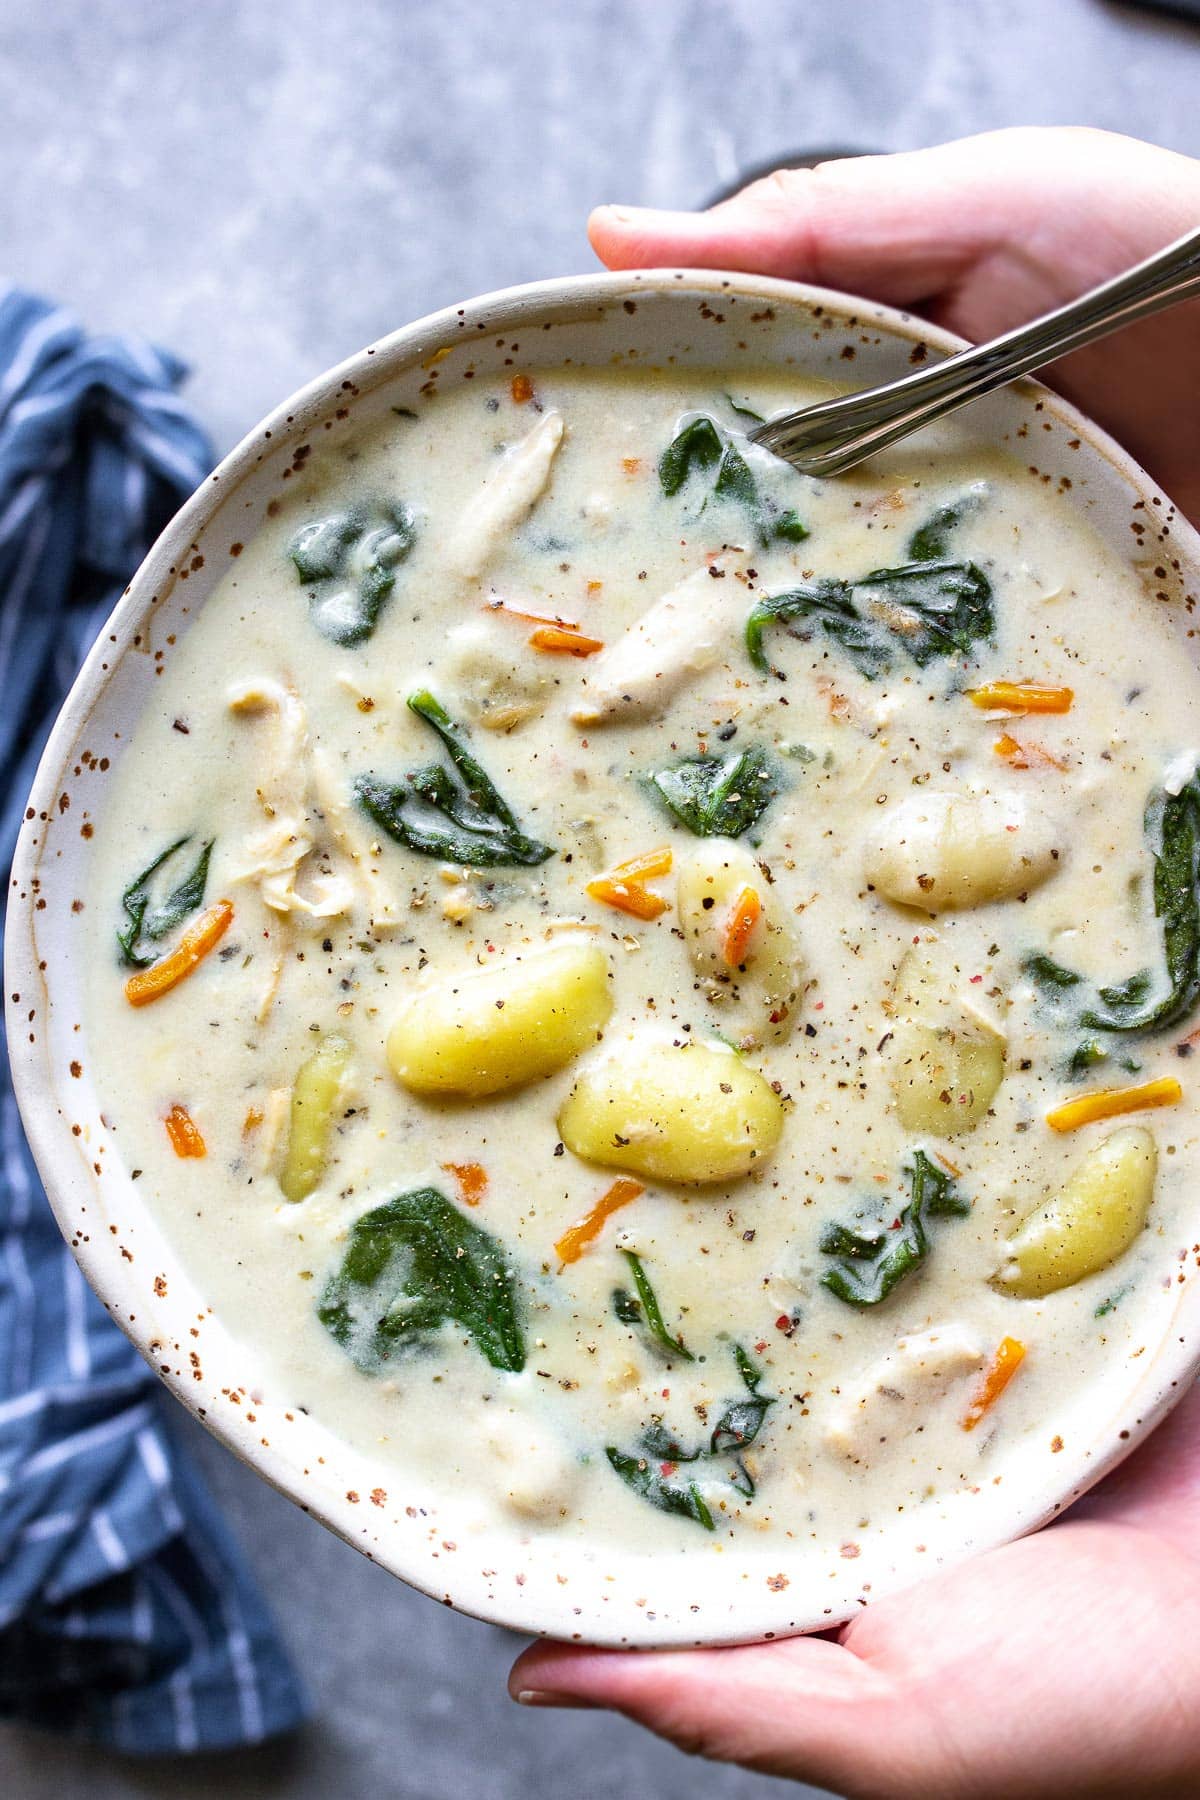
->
[227,680,355,920]
[309,745,401,931]
[571,556,744,725]
[824,1323,985,1465]
[447,410,564,582]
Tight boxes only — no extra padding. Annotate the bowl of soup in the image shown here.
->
[8,270,1200,1647]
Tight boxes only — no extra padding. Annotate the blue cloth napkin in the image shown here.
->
[0,288,308,1752]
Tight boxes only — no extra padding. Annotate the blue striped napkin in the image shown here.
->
[0,288,308,1752]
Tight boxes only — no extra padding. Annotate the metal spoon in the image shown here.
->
[749,227,1200,477]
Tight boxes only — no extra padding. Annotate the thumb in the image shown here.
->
[588,126,1199,308]
[509,1635,912,1795]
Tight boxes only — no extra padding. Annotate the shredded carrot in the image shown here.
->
[607,846,673,883]
[962,1336,1026,1431]
[993,733,1068,772]
[164,1103,206,1159]
[586,579,603,595]
[1045,1075,1182,1133]
[442,1161,488,1207]
[124,900,234,1007]
[485,599,580,628]
[554,1178,644,1264]
[621,457,641,475]
[721,885,762,968]
[529,625,604,657]
[242,1107,263,1135]
[510,374,534,404]
[933,1151,963,1177]
[585,875,668,920]
[970,682,1074,714]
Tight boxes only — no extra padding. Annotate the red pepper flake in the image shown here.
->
[970,974,983,984]
[840,1542,861,1559]
[660,1462,677,1477]
[775,1314,791,1331]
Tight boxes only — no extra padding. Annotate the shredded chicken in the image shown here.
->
[227,680,354,921]
[309,745,401,932]
[448,410,565,582]
[824,1323,985,1465]
[571,555,745,725]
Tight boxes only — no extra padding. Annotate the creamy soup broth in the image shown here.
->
[85,365,1200,1553]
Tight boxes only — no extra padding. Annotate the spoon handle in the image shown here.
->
[750,228,1200,478]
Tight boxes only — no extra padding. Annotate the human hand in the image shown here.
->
[588,128,1200,525]
[510,1383,1200,1799]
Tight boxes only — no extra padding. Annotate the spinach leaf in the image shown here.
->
[645,744,781,838]
[290,500,417,647]
[611,1251,694,1360]
[1024,953,1083,993]
[725,394,766,425]
[605,1343,774,1527]
[1027,770,1200,1051]
[117,836,214,967]
[905,483,988,561]
[659,416,723,496]
[605,1449,715,1529]
[820,1150,970,1309]
[659,413,808,546]
[1080,773,1200,1034]
[318,1186,525,1374]
[355,691,553,867]
[746,560,994,680]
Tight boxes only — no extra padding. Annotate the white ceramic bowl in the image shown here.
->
[8,271,1200,1648]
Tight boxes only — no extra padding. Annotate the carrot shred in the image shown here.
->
[242,1107,263,1135]
[621,457,641,475]
[607,846,673,883]
[164,1103,206,1159]
[442,1161,488,1207]
[124,900,234,1007]
[1045,1076,1182,1134]
[510,374,534,404]
[585,875,668,920]
[554,1178,644,1264]
[970,682,1074,714]
[529,625,604,657]
[993,733,1068,772]
[721,885,762,968]
[485,599,580,629]
[962,1336,1026,1431]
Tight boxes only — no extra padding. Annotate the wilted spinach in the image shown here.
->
[746,484,993,678]
[605,1343,774,1528]
[355,690,553,867]
[117,836,214,967]
[318,1186,525,1374]
[1025,769,1200,1057]
[611,1251,693,1360]
[659,414,808,546]
[290,500,417,646]
[645,743,781,838]
[820,1151,970,1309]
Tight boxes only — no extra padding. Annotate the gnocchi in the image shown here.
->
[996,1127,1158,1298]
[279,1033,352,1202]
[557,1034,784,1184]
[387,939,612,1098]
[864,789,1062,913]
[676,837,804,1044]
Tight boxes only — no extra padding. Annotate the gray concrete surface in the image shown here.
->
[1,0,1199,1795]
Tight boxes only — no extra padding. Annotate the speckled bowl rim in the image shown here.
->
[7,268,1200,1650]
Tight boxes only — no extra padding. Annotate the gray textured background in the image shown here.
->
[3,1,1200,1795]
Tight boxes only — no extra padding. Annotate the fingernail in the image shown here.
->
[515,1689,599,1709]
[593,204,640,224]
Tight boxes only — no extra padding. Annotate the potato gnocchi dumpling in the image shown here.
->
[676,837,805,1044]
[279,1033,352,1202]
[885,941,1005,1134]
[996,1128,1158,1298]
[557,1035,784,1183]
[864,789,1062,913]
[388,939,612,1098]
